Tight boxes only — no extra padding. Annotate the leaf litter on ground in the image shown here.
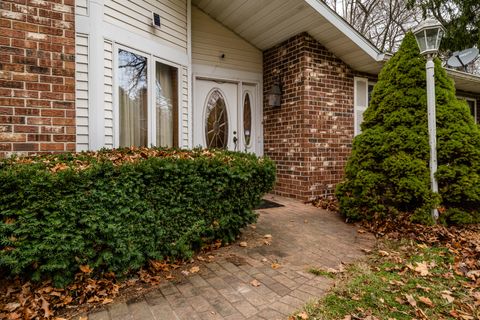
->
[292,199,480,320]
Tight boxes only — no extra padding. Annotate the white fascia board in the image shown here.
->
[305,0,384,62]
[446,68,480,83]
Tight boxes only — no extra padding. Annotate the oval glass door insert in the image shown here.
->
[243,93,252,147]
[205,90,228,149]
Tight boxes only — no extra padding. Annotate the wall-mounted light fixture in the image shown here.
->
[268,76,282,107]
[152,12,161,28]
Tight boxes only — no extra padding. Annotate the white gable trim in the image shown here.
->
[305,0,385,62]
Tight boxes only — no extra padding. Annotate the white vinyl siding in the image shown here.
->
[192,6,262,73]
[181,66,189,147]
[76,0,88,16]
[104,0,188,53]
[104,40,114,148]
[75,33,89,151]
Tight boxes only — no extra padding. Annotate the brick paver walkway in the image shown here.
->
[85,195,375,320]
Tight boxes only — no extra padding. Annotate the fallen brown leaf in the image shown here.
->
[405,293,417,307]
[79,265,92,273]
[190,266,200,273]
[250,279,261,287]
[418,296,434,307]
[297,311,309,319]
[414,262,430,276]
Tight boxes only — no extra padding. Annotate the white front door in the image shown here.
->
[194,78,260,153]
[194,79,239,150]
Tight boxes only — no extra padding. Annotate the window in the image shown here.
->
[155,61,178,147]
[205,89,228,149]
[354,77,375,136]
[118,50,148,147]
[458,96,478,124]
[243,92,252,146]
[117,47,179,148]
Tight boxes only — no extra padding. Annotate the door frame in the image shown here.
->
[192,71,263,155]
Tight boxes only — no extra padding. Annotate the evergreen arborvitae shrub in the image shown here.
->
[0,148,275,286]
[336,32,480,225]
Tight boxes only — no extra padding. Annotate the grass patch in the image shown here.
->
[308,268,336,279]
[291,240,478,319]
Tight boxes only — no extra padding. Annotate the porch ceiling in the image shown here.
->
[192,0,385,74]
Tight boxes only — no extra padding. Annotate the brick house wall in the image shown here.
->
[0,0,75,158]
[263,33,373,201]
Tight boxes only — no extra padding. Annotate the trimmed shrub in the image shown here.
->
[336,32,480,225]
[0,148,276,286]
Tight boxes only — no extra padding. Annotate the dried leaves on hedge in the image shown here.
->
[2,147,230,172]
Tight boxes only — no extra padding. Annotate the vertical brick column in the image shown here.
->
[264,33,364,201]
[0,0,75,158]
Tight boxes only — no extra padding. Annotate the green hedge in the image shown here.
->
[0,148,276,286]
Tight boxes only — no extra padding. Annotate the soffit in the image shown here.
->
[192,0,384,74]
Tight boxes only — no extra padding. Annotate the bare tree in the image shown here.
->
[324,0,421,53]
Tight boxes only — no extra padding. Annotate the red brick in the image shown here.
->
[65,142,75,151]
[13,89,38,98]
[0,115,25,124]
[0,133,26,142]
[27,133,50,141]
[12,73,38,82]
[0,37,10,46]
[27,99,51,108]
[53,134,74,142]
[13,142,38,151]
[52,117,74,126]
[0,107,14,115]
[40,142,64,151]
[40,109,64,117]
[40,125,63,134]
[1,63,24,72]
[26,82,50,91]
[0,97,24,106]
[40,91,63,100]
[15,107,39,116]
[0,80,23,89]
[52,101,73,109]
[0,125,12,132]
[12,21,38,32]
[0,143,11,151]
[14,125,38,133]
[27,117,51,125]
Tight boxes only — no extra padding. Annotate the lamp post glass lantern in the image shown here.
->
[413,18,445,56]
[413,18,445,222]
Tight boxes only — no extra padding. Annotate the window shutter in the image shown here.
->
[354,77,368,136]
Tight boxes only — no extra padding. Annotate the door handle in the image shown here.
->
[233,131,238,151]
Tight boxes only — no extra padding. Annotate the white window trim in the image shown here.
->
[458,96,477,124]
[113,43,182,148]
[354,77,376,136]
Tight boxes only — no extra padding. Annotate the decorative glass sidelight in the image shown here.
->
[243,93,252,146]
